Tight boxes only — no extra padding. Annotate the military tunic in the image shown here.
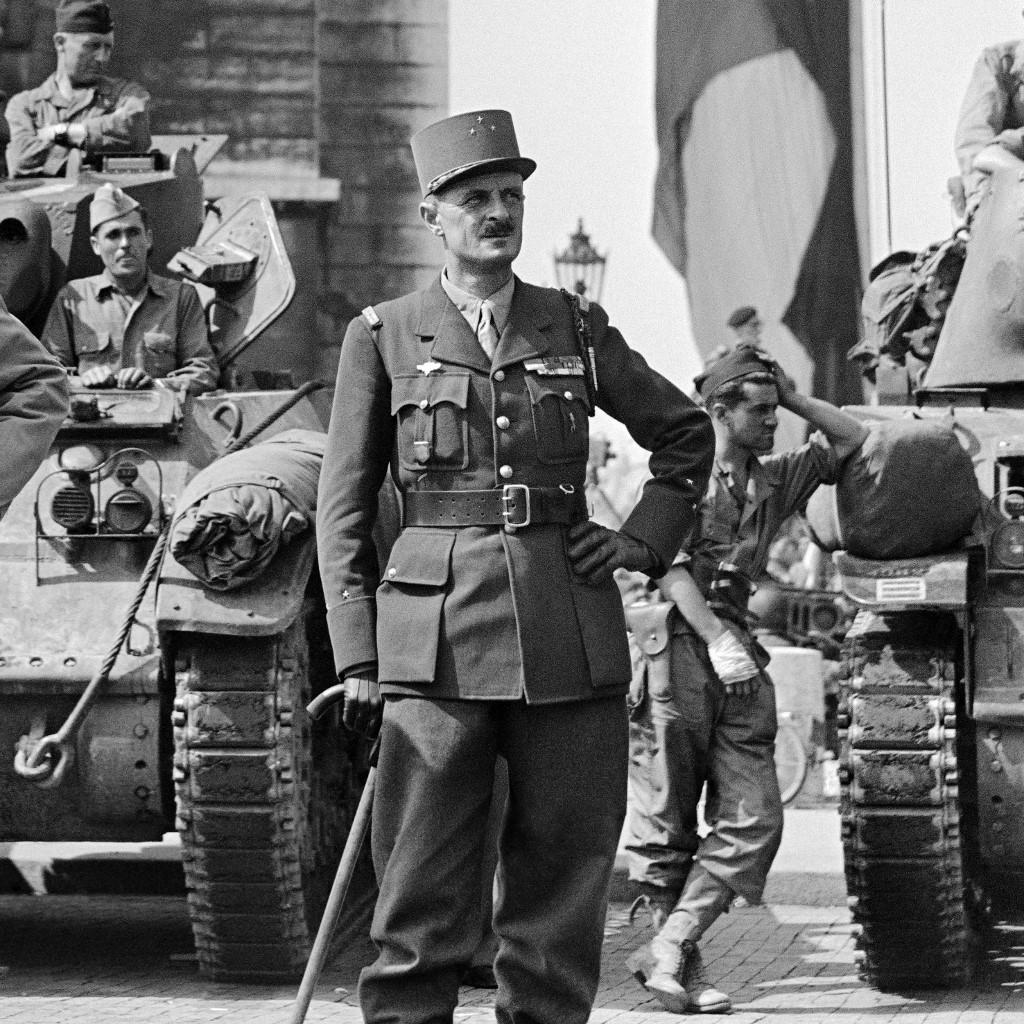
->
[316,275,713,1024]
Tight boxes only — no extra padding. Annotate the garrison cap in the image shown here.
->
[694,346,775,402]
[411,109,536,196]
[90,183,140,232]
[726,305,758,329]
[55,0,114,33]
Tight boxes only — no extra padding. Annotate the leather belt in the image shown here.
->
[403,485,585,528]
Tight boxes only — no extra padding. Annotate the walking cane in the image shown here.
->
[289,686,379,1024]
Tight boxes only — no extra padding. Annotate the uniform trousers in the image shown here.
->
[626,624,783,906]
[359,693,628,1024]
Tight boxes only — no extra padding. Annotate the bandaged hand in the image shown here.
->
[706,629,761,698]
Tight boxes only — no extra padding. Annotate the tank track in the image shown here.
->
[172,606,359,980]
[838,609,976,990]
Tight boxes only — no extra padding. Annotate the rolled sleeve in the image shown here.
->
[589,304,715,574]
[82,83,151,153]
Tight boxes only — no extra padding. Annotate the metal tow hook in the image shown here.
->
[13,531,169,789]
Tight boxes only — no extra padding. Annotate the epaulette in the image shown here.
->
[577,293,590,313]
[361,305,382,330]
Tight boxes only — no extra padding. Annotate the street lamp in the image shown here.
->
[553,218,607,302]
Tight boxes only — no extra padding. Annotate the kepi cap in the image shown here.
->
[694,347,775,402]
[726,305,758,329]
[411,109,536,196]
[56,0,114,33]
[90,183,140,232]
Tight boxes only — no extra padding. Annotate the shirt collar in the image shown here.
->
[440,269,515,334]
[713,454,773,512]
[98,268,160,299]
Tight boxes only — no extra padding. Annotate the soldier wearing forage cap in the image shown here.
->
[5,0,150,178]
[726,305,763,349]
[315,109,714,1024]
[41,184,217,394]
[623,348,866,1013]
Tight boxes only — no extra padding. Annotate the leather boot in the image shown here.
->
[680,939,731,1013]
[639,921,692,1013]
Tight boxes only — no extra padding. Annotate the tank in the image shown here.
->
[833,146,1024,990]
[0,142,378,981]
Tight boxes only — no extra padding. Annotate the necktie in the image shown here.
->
[477,300,499,360]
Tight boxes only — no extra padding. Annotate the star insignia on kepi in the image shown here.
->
[476,115,484,123]
[468,127,477,136]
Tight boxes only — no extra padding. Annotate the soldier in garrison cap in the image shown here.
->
[5,0,150,178]
[726,305,763,349]
[316,108,714,1024]
[623,348,867,1013]
[41,184,218,394]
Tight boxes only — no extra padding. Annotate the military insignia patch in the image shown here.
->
[523,356,585,376]
[416,360,443,376]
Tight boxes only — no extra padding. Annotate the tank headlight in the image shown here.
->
[58,444,105,474]
[51,483,94,530]
[104,489,152,533]
[992,521,1024,569]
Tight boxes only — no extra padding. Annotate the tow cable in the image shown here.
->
[13,380,326,788]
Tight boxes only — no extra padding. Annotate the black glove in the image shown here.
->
[341,672,382,738]
[566,521,656,586]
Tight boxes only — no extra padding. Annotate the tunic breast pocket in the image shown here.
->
[142,330,175,377]
[392,373,470,472]
[524,374,589,465]
[74,330,116,374]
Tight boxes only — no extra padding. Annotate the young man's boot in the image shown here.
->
[680,939,731,1013]
[625,883,681,999]
[634,864,735,1013]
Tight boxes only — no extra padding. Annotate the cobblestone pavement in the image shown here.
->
[0,810,1022,1023]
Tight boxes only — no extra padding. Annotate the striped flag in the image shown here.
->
[653,0,862,406]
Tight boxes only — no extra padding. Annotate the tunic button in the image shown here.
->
[387,567,397,578]
[499,464,514,479]
[494,369,506,382]
[418,399,429,410]
[496,416,510,430]
[564,390,573,401]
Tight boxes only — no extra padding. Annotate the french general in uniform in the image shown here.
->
[316,109,714,1024]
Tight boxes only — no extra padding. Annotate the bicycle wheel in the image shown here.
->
[774,720,808,805]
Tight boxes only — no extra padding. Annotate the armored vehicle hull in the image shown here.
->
[833,152,1024,989]
[0,144,371,980]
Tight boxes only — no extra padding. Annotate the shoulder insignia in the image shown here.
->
[361,305,382,329]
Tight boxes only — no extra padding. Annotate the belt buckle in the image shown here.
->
[501,484,531,528]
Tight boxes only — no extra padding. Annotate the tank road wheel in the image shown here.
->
[171,605,362,981]
[838,610,979,990]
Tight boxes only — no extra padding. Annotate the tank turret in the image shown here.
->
[926,148,1024,389]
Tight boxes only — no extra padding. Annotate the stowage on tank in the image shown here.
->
[0,141,382,981]
[824,145,1024,990]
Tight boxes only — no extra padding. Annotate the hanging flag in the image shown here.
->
[653,0,862,406]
